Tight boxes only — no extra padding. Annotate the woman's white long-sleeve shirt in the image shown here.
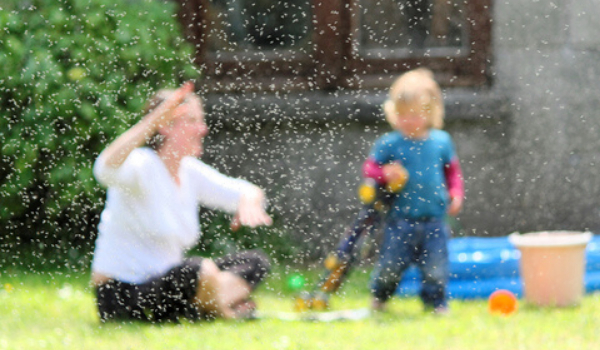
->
[91,147,254,283]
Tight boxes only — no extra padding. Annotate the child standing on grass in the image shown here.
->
[363,68,464,314]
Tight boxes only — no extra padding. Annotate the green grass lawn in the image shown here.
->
[1,267,600,350]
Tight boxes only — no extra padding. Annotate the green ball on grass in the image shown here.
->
[287,274,305,291]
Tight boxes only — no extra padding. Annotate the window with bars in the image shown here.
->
[176,0,492,92]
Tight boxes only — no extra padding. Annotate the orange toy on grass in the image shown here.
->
[488,289,518,315]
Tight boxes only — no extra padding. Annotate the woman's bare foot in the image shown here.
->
[231,299,257,320]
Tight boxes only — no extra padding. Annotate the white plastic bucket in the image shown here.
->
[509,231,592,307]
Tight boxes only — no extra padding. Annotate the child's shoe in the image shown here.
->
[432,305,449,316]
[371,298,387,312]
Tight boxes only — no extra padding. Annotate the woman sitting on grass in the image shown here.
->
[91,82,272,322]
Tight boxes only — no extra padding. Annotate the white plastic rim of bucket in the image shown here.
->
[508,231,592,248]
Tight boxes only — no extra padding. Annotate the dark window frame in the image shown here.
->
[176,0,492,92]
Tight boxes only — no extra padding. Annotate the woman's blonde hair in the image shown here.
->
[383,68,445,130]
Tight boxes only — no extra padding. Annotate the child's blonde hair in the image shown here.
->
[383,68,445,130]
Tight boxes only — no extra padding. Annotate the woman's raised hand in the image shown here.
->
[150,81,195,128]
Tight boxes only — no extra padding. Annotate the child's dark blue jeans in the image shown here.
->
[370,216,450,309]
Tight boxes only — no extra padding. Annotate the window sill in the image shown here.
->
[205,88,510,126]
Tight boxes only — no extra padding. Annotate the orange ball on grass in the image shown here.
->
[488,289,518,315]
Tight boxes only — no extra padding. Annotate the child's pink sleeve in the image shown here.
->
[444,157,464,200]
[362,157,387,185]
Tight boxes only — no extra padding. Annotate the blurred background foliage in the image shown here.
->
[0,0,210,270]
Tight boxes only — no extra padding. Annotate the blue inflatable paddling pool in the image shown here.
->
[396,235,600,299]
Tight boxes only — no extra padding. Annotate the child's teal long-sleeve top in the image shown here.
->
[368,129,458,220]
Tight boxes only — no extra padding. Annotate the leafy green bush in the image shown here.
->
[0,0,198,267]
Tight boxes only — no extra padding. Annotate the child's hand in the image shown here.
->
[382,163,405,182]
[447,195,463,216]
[230,186,273,231]
[382,163,409,192]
